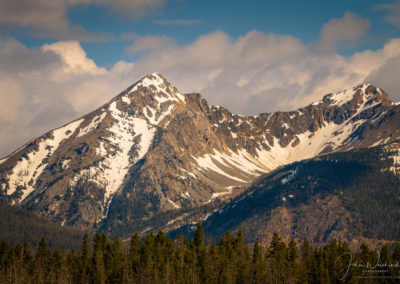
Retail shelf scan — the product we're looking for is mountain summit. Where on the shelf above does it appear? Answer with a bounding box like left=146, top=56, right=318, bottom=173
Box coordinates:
left=1, top=74, right=399, bottom=235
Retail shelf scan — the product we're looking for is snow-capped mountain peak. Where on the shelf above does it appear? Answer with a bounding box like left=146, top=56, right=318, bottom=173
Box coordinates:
left=1, top=76, right=399, bottom=234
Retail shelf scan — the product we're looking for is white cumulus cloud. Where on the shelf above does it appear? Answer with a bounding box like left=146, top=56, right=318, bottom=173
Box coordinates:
left=316, top=12, right=370, bottom=53
left=1, top=29, right=400, bottom=157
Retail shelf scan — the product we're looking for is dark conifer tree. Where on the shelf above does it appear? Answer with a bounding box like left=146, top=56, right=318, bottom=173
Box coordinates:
left=252, top=240, right=266, bottom=284
left=393, top=242, right=400, bottom=262
left=51, top=248, right=65, bottom=283
left=287, top=239, right=299, bottom=283
left=233, top=230, right=250, bottom=283
left=129, top=232, right=141, bottom=280
left=22, top=242, right=34, bottom=282
left=67, top=249, right=80, bottom=284
left=79, top=233, right=91, bottom=283
left=34, top=237, right=52, bottom=283
left=300, top=240, right=313, bottom=284
left=268, top=232, right=288, bottom=282
left=92, top=233, right=106, bottom=284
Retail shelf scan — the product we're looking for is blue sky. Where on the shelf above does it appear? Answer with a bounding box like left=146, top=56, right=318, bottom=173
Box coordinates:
left=8, top=0, right=400, bottom=65
left=0, top=0, right=400, bottom=156
left=10, top=0, right=400, bottom=63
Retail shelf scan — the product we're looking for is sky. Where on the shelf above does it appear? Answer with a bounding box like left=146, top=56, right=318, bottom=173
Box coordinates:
left=1, top=0, right=400, bottom=157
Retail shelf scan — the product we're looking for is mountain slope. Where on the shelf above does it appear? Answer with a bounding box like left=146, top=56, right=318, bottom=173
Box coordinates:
left=0, top=201, right=84, bottom=251
left=0, top=73, right=399, bottom=235
left=185, top=141, right=400, bottom=246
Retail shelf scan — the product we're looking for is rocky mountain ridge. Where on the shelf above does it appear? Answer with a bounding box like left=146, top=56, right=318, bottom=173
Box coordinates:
left=187, top=140, right=400, bottom=247
left=0, top=73, right=399, bottom=235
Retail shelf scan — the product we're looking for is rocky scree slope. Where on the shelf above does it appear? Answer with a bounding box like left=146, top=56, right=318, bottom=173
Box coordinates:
left=0, top=73, right=399, bottom=236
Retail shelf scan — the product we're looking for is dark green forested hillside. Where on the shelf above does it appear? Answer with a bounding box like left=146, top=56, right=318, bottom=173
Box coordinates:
left=0, top=201, right=84, bottom=251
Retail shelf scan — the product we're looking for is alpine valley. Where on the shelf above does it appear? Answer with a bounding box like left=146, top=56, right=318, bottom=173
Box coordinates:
left=1, top=73, right=400, bottom=245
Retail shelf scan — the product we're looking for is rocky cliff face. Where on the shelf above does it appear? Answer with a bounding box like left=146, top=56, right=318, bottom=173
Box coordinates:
left=0, top=73, right=399, bottom=235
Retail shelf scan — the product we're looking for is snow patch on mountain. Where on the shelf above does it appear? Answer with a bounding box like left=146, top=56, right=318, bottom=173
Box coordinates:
left=206, top=188, right=233, bottom=204
left=70, top=101, right=155, bottom=217
left=329, top=88, right=357, bottom=106
left=123, top=73, right=187, bottom=126
left=192, top=148, right=269, bottom=184
left=77, top=112, right=107, bottom=137
left=62, top=159, right=71, bottom=170
left=121, top=96, right=131, bottom=104
left=192, top=117, right=367, bottom=189
left=130, top=73, right=185, bottom=102
left=167, top=199, right=180, bottom=209
left=192, top=152, right=249, bottom=183
left=5, top=119, right=83, bottom=201
left=281, top=168, right=298, bottom=184
left=255, top=121, right=362, bottom=169
left=191, top=84, right=388, bottom=201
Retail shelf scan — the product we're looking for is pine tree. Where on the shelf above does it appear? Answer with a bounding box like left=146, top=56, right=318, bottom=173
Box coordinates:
left=79, top=233, right=91, bottom=283
left=252, top=240, right=266, bottom=284
left=67, top=249, right=80, bottom=284
left=172, top=235, right=185, bottom=283
left=22, top=242, right=34, bottom=282
left=300, top=240, right=313, bottom=284
left=268, top=232, right=288, bottom=282
left=107, top=236, right=124, bottom=283
left=359, top=242, right=370, bottom=264
left=92, top=233, right=106, bottom=284
left=34, top=237, right=52, bottom=283
left=129, top=232, right=141, bottom=280
left=207, top=241, right=219, bottom=284
left=314, top=247, right=329, bottom=283
left=13, top=243, right=23, bottom=283
left=0, top=240, right=11, bottom=283
left=380, top=244, right=392, bottom=278
left=141, top=231, right=156, bottom=283
left=193, top=223, right=209, bottom=283
left=233, top=230, right=250, bottom=283
left=194, top=223, right=205, bottom=252
left=324, top=238, right=339, bottom=282
left=393, top=242, right=400, bottom=262
left=51, top=249, right=65, bottom=283
left=287, top=239, right=299, bottom=283
left=218, top=231, right=235, bottom=283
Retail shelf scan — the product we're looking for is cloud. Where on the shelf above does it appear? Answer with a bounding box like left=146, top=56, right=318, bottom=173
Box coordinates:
left=376, top=0, right=400, bottom=29
left=0, top=38, right=134, bottom=157
left=124, top=30, right=400, bottom=114
left=316, top=12, right=370, bottom=53
left=153, top=19, right=202, bottom=25
left=93, top=0, right=166, bottom=18
left=0, top=0, right=165, bottom=40
left=2, top=31, right=400, bottom=157
left=42, top=41, right=107, bottom=81
left=126, top=34, right=176, bottom=54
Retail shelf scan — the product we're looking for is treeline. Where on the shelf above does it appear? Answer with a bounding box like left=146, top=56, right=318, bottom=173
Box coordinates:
left=1, top=224, right=400, bottom=283
left=0, top=201, right=83, bottom=251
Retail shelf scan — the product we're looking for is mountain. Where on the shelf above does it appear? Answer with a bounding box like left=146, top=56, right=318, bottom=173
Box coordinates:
left=179, top=140, right=400, bottom=248
left=0, top=73, right=399, bottom=238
